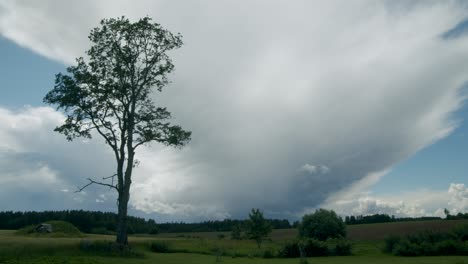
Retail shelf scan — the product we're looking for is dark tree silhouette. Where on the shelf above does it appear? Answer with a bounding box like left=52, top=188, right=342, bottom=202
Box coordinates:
left=246, top=208, right=272, bottom=248
left=44, top=16, right=191, bottom=246
left=298, top=209, right=346, bottom=241
left=230, top=224, right=242, bottom=240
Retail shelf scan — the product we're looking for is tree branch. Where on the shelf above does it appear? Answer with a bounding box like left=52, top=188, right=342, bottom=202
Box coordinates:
left=75, top=177, right=118, bottom=193
left=103, top=173, right=117, bottom=180
left=132, top=140, right=148, bottom=150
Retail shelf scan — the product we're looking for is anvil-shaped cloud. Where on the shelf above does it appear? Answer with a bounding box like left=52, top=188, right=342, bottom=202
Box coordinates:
left=1, top=1, right=468, bottom=221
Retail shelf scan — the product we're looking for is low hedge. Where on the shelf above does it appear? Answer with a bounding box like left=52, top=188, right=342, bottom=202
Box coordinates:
left=384, top=224, right=468, bottom=256
left=278, top=238, right=352, bottom=258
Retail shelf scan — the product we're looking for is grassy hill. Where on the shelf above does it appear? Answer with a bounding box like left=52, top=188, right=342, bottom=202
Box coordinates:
left=16, top=220, right=83, bottom=237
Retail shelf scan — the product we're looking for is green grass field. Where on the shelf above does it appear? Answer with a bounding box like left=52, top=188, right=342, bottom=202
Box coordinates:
left=1, top=220, right=468, bottom=264
left=155, top=219, right=468, bottom=241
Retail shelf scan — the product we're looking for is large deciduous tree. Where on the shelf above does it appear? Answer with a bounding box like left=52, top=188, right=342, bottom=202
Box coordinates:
left=44, top=16, right=191, bottom=246
left=298, top=209, right=346, bottom=241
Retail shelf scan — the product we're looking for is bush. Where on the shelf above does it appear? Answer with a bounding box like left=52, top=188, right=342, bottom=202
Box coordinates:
left=387, top=225, right=468, bottom=256
left=302, top=238, right=328, bottom=256
left=452, top=224, right=468, bottom=242
left=298, top=209, right=346, bottom=241
left=384, top=235, right=401, bottom=253
left=231, top=225, right=242, bottom=240
left=278, top=238, right=352, bottom=258
left=149, top=241, right=171, bottom=253
left=262, top=248, right=276, bottom=258
left=433, top=239, right=464, bottom=255
left=329, top=238, right=352, bottom=256
left=392, top=238, right=429, bottom=256
left=278, top=241, right=301, bottom=258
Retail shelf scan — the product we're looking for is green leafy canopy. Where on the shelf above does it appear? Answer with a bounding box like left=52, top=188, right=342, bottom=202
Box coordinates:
left=247, top=208, right=272, bottom=248
left=44, top=16, right=191, bottom=153
left=298, top=209, right=346, bottom=241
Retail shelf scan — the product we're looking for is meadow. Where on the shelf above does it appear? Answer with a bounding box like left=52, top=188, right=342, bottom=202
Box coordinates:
left=1, top=220, right=468, bottom=264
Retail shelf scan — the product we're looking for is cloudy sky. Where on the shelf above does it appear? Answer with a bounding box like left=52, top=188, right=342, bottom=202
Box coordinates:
left=1, top=0, right=468, bottom=222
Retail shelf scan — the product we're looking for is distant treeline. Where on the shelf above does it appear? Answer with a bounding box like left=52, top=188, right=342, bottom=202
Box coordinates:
left=0, top=210, right=158, bottom=234
left=157, top=218, right=291, bottom=233
left=0, top=210, right=291, bottom=234
left=344, top=212, right=468, bottom=225
left=2, top=210, right=466, bottom=234
left=446, top=212, right=468, bottom=220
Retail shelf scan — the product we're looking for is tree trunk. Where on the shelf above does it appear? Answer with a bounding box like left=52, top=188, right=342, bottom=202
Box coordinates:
left=116, top=103, right=135, bottom=247
left=116, top=190, right=129, bottom=246
left=116, top=152, right=133, bottom=246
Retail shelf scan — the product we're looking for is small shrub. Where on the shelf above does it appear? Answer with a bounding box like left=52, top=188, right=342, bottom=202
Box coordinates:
left=302, top=238, right=328, bottom=256
left=330, top=238, right=352, bottom=256
left=420, top=241, right=437, bottom=256
left=452, top=224, right=468, bottom=242
left=214, top=247, right=223, bottom=263
left=262, top=248, right=276, bottom=258
left=231, top=225, right=242, bottom=240
left=434, top=239, right=463, bottom=255
left=387, top=226, right=468, bottom=256
left=278, top=238, right=352, bottom=258
left=392, top=239, right=420, bottom=256
left=384, top=235, right=401, bottom=253
left=278, top=240, right=301, bottom=258
left=149, top=241, right=170, bottom=253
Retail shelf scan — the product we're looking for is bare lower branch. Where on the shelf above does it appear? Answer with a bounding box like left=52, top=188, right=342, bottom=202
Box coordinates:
left=103, top=173, right=117, bottom=188
left=75, top=177, right=118, bottom=193
left=75, top=181, right=93, bottom=193
left=103, top=173, right=117, bottom=180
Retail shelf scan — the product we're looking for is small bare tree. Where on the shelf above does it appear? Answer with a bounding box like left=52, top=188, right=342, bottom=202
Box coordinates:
left=44, top=16, right=191, bottom=246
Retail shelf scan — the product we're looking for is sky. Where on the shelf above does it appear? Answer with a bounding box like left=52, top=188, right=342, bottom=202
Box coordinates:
left=1, top=0, right=468, bottom=222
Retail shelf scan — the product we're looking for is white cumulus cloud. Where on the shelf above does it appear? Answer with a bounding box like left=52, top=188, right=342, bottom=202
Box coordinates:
left=448, top=183, right=468, bottom=214
left=0, top=1, right=468, bottom=220
left=321, top=182, right=468, bottom=217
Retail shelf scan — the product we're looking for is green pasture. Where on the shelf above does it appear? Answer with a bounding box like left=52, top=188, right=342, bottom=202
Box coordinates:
left=1, top=227, right=468, bottom=264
